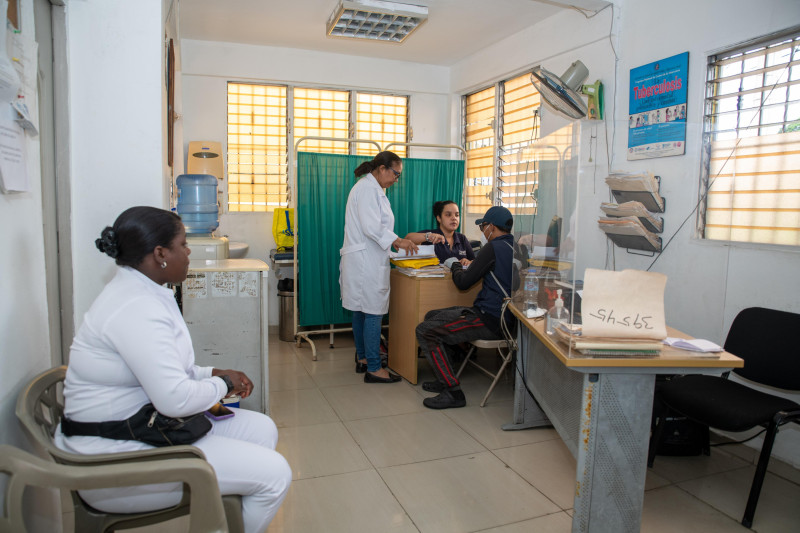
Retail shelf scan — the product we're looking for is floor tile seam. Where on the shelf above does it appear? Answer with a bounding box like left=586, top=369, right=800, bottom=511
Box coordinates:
left=467, top=510, right=570, bottom=533
left=667, top=483, right=749, bottom=527
left=290, top=464, right=376, bottom=482
left=485, top=434, right=564, bottom=453
left=485, top=448, right=568, bottom=511
left=368, top=463, right=424, bottom=533
left=657, top=461, right=753, bottom=485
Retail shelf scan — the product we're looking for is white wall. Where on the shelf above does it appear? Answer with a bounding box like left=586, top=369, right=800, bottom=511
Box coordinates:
left=68, top=0, right=166, bottom=322
left=453, top=1, right=800, bottom=466
left=180, top=39, right=451, bottom=325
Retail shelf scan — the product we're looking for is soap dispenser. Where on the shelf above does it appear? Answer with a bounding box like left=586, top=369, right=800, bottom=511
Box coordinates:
left=546, top=289, right=570, bottom=335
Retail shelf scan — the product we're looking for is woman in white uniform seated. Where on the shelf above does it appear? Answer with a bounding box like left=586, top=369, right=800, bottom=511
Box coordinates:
left=55, top=206, right=291, bottom=533
left=340, top=151, right=418, bottom=383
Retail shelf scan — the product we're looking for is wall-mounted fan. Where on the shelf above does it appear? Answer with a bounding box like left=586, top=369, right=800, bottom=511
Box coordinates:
left=530, top=61, right=590, bottom=120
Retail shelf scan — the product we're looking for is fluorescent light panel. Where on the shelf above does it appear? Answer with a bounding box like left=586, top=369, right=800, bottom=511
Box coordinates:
left=327, top=0, right=428, bottom=43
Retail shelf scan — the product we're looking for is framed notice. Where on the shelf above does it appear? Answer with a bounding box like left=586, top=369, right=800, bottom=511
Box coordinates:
left=628, top=52, right=688, bottom=160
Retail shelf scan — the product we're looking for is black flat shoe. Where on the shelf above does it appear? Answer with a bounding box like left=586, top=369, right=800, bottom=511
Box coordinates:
left=422, top=381, right=446, bottom=393
left=355, top=353, right=367, bottom=373
left=364, top=371, right=401, bottom=383
left=423, top=390, right=466, bottom=409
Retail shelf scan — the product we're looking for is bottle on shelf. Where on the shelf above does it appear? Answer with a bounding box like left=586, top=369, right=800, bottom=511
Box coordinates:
left=523, top=269, right=544, bottom=318
left=546, top=289, right=570, bottom=334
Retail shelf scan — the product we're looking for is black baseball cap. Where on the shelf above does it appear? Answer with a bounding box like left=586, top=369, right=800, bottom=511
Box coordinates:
left=475, top=206, right=513, bottom=232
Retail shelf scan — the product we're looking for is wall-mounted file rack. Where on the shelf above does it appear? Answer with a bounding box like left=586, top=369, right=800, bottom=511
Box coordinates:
left=606, top=233, right=663, bottom=254
left=609, top=175, right=666, bottom=213
left=602, top=174, right=665, bottom=255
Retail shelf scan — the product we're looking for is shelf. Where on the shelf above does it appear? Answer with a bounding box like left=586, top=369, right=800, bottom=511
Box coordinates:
left=610, top=190, right=665, bottom=213
left=606, top=233, right=662, bottom=253
left=604, top=214, right=663, bottom=234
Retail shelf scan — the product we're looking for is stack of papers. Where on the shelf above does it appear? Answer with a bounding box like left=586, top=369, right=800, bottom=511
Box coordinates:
left=605, top=171, right=664, bottom=212
left=662, top=337, right=723, bottom=353
left=597, top=216, right=662, bottom=251
left=389, top=244, right=436, bottom=259
left=601, top=201, right=663, bottom=233
left=553, top=323, right=663, bottom=357
left=396, top=265, right=446, bottom=278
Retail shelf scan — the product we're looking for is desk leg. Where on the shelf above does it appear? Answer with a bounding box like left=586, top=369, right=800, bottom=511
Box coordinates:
left=572, top=372, right=655, bottom=533
left=502, top=327, right=550, bottom=431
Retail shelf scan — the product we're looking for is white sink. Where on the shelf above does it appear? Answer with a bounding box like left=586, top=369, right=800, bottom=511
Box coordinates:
left=228, top=241, right=249, bottom=258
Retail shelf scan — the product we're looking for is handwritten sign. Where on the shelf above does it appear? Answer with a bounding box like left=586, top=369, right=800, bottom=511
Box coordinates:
left=581, top=268, right=667, bottom=339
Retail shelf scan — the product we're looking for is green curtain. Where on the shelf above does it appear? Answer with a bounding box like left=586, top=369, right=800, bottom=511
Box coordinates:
left=296, top=152, right=464, bottom=327
left=387, top=158, right=465, bottom=236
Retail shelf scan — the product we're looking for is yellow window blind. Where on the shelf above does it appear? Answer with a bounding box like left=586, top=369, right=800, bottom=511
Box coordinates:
left=293, top=87, right=350, bottom=154
left=705, top=132, right=800, bottom=245
left=702, top=30, right=800, bottom=245
left=465, top=86, right=496, bottom=214
left=355, top=93, right=407, bottom=157
left=227, top=83, right=287, bottom=212
left=498, top=72, right=541, bottom=213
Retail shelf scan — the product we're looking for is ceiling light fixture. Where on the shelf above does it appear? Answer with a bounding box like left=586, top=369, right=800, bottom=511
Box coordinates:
left=326, top=0, right=428, bottom=43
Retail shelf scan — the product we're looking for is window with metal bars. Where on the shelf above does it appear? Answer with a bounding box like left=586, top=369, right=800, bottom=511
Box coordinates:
left=226, top=83, right=409, bottom=212
left=699, top=27, right=800, bottom=246
left=463, top=72, right=542, bottom=215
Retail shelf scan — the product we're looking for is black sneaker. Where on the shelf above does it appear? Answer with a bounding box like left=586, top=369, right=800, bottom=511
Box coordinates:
left=422, top=381, right=446, bottom=393
left=423, top=390, right=466, bottom=410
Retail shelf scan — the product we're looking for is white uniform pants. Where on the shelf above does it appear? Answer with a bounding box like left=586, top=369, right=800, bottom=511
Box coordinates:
left=65, top=409, right=292, bottom=533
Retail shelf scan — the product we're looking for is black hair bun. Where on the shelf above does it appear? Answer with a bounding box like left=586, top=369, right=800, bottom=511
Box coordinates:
left=95, top=227, right=120, bottom=258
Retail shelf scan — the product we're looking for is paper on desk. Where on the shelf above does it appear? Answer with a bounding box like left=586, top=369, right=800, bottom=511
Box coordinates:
left=662, top=337, right=722, bottom=353
left=389, top=244, right=436, bottom=259
left=580, top=268, right=667, bottom=339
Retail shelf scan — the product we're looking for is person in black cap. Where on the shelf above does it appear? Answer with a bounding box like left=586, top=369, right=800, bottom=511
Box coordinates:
left=415, top=205, right=517, bottom=409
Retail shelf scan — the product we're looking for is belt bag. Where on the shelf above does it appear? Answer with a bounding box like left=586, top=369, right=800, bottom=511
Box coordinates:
left=61, top=403, right=212, bottom=447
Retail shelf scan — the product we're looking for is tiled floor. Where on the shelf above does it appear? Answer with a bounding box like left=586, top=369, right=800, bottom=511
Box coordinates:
left=74, top=332, right=800, bottom=532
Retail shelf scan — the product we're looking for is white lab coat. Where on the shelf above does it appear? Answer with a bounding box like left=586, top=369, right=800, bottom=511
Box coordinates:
left=340, top=173, right=398, bottom=315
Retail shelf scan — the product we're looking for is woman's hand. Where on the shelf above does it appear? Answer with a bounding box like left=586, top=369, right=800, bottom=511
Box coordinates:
left=427, top=233, right=446, bottom=244
left=460, top=258, right=472, bottom=267
left=212, top=368, right=254, bottom=399
left=393, top=238, right=419, bottom=255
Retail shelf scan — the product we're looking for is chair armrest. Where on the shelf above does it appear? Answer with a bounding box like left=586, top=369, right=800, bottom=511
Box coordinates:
left=0, top=445, right=227, bottom=533
left=52, top=444, right=207, bottom=468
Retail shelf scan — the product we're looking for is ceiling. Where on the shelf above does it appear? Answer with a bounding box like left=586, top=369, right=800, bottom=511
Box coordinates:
left=178, top=0, right=604, bottom=66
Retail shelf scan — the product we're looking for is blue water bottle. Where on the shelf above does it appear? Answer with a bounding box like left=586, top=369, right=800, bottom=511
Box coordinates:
left=176, top=174, right=219, bottom=234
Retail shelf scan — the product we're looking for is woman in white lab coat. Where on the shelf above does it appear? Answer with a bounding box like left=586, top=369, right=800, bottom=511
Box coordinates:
left=56, top=206, right=291, bottom=533
left=340, top=151, right=417, bottom=383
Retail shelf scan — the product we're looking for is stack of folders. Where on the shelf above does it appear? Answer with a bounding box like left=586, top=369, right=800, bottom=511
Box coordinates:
left=605, top=171, right=664, bottom=212
left=600, top=201, right=663, bottom=233
left=597, top=216, right=662, bottom=251
left=554, top=323, right=662, bottom=357
left=394, top=264, right=446, bottom=278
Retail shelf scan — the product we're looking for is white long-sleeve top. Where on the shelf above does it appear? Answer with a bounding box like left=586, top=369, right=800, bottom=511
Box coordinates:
left=63, top=266, right=227, bottom=423
left=339, top=173, right=398, bottom=315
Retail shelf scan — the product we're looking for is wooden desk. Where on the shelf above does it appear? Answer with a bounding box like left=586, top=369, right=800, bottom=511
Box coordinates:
left=387, top=269, right=481, bottom=384
left=507, top=303, right=743, bottom=533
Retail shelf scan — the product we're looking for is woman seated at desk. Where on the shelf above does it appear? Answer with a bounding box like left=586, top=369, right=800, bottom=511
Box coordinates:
left=405, top=200, right=475, bottom=266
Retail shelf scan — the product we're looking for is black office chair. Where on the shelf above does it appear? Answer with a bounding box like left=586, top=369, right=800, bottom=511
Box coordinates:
left=648, top=307, right=800, bottom=528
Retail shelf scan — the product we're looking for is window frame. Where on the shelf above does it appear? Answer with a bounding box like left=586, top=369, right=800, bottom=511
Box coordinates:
left=697, top=26, right=800, bottom=248
left=226, top=82, right=410, bottom=213
left=461, top=69, right=542, bottom=216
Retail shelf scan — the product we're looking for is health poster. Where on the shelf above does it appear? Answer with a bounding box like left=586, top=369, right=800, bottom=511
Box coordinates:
left=628, top=52, right=688, bottom=160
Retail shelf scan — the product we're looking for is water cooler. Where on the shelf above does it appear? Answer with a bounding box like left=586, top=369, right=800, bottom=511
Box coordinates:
left=187, top=141, right=224, bottom=208
left=176, top=156, right=270, bottom=413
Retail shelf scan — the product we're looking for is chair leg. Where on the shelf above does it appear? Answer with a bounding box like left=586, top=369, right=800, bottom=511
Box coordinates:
left=741, top=418, right=780, bottom=528
left=478, top=347, right=513, bottom=408
left=455, top=345, right=476, bottom=379
left=647, top=409, right=666, bottom=468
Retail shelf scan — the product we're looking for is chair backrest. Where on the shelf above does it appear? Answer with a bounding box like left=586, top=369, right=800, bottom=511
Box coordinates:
left=726, top=307, right=800, bottom=391
left=14, top=366, right=72, bottom=463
